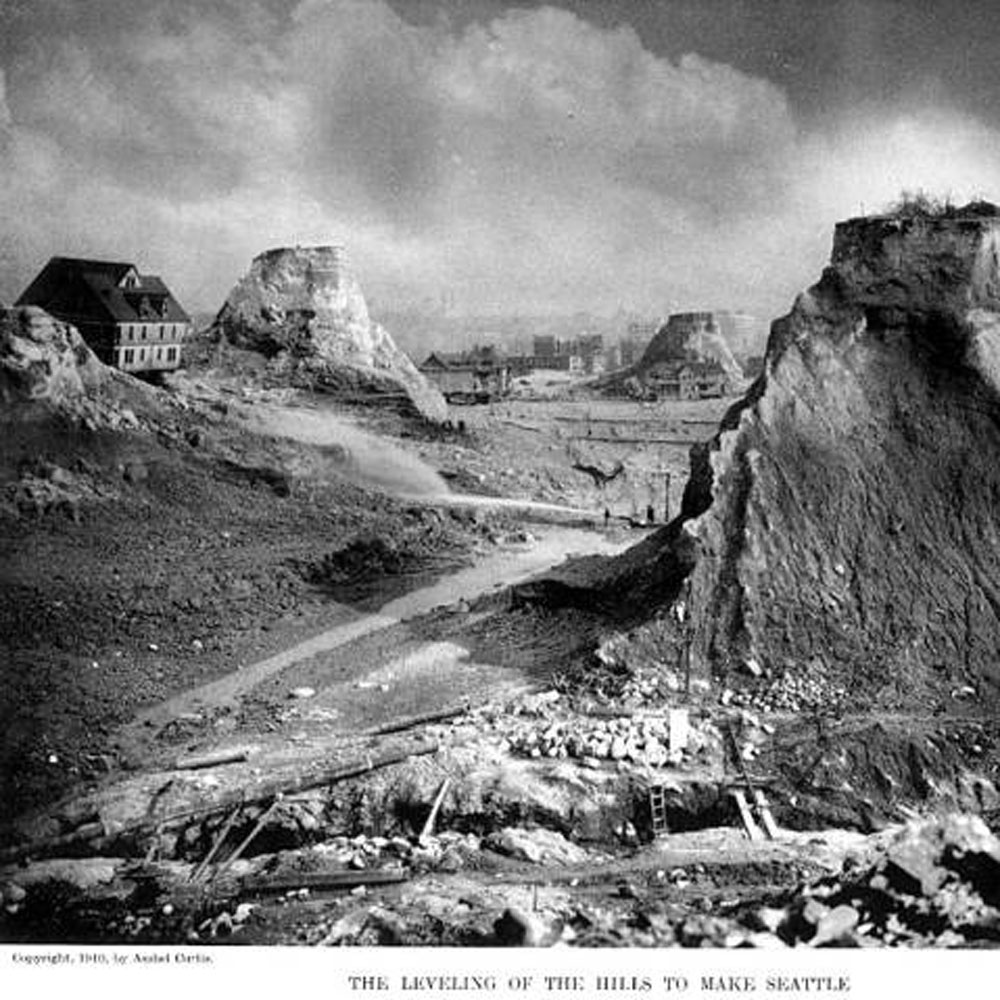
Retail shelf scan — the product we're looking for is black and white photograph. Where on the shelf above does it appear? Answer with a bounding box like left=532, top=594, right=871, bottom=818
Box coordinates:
left=2, top=0, right=1000, bottom=973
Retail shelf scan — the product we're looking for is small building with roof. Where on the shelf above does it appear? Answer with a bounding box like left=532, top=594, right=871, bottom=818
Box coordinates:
left=642, top=359, right=729, bottom=399
left=16, top=257, right=191, bottom=374
left=418, top=346, right=511, bottom=403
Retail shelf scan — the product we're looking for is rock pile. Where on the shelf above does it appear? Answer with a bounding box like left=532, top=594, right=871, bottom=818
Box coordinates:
left=458, top=690, right=719, bottom=771
left=504, top=715, right=677, bottom=767
left=213, top=246, right=446, bottom=421
left=3, top=460, right=118, bottom=520
left=722, top=668, right=848, bottom=714
left=755, top=814, right=1000, bottom=946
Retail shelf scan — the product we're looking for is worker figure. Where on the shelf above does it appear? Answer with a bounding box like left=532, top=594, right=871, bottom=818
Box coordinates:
left=646, top=503, right=655, bottom=525
left=603, top=507, right=611, bottom=529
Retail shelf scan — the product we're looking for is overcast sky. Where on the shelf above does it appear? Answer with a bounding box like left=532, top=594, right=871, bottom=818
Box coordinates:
left=3, top=0, right=1000, bottom=321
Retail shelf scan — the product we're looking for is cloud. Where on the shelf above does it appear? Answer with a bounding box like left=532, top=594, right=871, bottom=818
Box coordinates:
left=2, top=0, right=1000, bottom=325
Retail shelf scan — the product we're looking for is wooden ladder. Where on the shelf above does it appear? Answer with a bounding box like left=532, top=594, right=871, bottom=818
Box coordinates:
left=648, top=784, right=670, bottom=838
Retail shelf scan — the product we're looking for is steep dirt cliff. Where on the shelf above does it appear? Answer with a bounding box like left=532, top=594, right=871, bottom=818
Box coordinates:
left=213, top=246, right=446, bottom=421
left=660, top=206, right=1000, bottom=710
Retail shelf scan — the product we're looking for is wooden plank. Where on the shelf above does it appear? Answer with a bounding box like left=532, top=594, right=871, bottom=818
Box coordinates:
left=0, top=742, right=441, bottom=864
left=418, top=777, right=451, bottom=844
left=668, top=708, right=690, bottom=755
left=174, top=748, right=250, bottom=771
left=244, top=868, right=408, bottom=895
left=363, top=705, right=468, bottom=737
left=731, top=789, right=764, bottom=841
left=754, top=789, right=780, bottom=840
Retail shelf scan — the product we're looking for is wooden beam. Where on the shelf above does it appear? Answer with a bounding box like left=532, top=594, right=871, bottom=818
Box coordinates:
left=243, top=868, right=408, bottom=895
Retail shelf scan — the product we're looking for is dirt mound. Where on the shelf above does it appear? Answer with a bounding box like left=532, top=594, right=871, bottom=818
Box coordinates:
left=298, top=507, right=503, bottom=602
left=603, top=207, right=1000, bottom=715
left=212, top=246, right=446, bottom=421
left=639, top=312, right=744, bottom=385
left=0, top=304, right=168, bottom=432
left=0, top=305, right=106, bottom=405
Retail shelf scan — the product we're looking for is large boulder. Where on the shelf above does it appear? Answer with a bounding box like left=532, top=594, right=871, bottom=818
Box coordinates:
left=0, top=305, right=107, bottom=405
left=213, top=246, right=446, bottom=421
left=0, top=304, right=160, bottom=432
left=668, top=205, right=1000, bottom=707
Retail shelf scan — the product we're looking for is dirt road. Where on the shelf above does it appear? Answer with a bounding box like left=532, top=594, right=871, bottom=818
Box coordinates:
left=119, top=525, right=638, bottom=762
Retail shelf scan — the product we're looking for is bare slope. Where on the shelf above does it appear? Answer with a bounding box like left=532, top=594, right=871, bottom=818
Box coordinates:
left=669, top=208, right=1000, bottom=708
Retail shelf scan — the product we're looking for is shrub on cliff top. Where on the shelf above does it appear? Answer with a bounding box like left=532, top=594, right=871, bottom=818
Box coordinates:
left=884, top=189, right=1000, bottom=219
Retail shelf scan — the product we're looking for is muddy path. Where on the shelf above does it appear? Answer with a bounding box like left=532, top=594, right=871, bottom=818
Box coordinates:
left=116, top=524, right=638, bottom=765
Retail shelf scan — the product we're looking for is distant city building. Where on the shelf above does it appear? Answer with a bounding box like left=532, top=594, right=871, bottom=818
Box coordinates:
left=418, top=346, right=510, bottom=402
left=17, top=256, right=191, bottom=374
left=533, top=334, right=557, bottom=358
left=506, top=354, right=536, bottom=377
left=577, top=333, right=604, bottom=356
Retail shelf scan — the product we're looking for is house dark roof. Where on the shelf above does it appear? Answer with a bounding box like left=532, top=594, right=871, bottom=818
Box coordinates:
left=419, top=352, right=460, bottom=370
left=420, top=348, right=507, bottom=371
left=16, top=256, right=191, bottom=325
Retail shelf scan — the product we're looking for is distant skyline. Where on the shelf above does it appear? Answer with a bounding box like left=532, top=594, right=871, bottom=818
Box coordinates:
left=3, top=1, right=1000, bottom=322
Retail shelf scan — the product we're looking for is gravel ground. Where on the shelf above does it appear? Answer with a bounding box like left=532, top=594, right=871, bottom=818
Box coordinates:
left=0, top=412, right=499, bottom=821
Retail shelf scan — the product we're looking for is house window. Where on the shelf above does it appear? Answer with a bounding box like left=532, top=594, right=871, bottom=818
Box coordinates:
left=139, top=349, right=145, bottom=361
left=167, top=347, right=177, bottom=362
left=141, top=326, right=147, bottom=341
left=156, top=347, right=162, bottom=360
left=124, top=349, right=134, bottom=364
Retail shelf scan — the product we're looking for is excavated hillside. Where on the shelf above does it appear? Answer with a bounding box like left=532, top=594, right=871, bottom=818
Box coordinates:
left=639, top=312, right=744, bottom=386
left=531, top=206, right=1000, bottom=718
left=634, top=205, right=1000, bottom=712
left=213, top=246, right=446, bottom=421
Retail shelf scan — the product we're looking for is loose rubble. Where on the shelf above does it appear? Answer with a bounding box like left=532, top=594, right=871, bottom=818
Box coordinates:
left=745, top=815, right=1000, bottom=947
